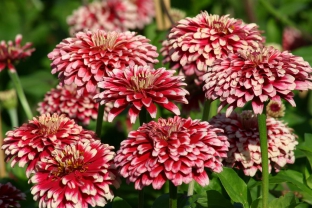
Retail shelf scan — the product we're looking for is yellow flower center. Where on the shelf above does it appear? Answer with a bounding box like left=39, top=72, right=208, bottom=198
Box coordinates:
left=38, top=114, right=62, bottom=136
left=51, top=145, right=86, bottom=177
left=131, top=71, right=157, bottom=92
left=91, top=31, right=118, bottom=51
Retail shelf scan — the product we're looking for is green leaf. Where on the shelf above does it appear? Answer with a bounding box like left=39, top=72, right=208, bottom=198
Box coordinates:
left=112, top=197, right=132, bottom=208
left=297, top=133, right=312, bottom=168
left=213, top=167, right=251, bottom=208
left=250, top=199, right=262, bottom=208
left=270, top=170, right=312, bottom=204
left=206, top=190, right=234, bottom=208
left=292, top=46, right=312, bottom=66
left=194, top=177, right=223, bottom=194
left=151, top=193, right=189, bottom=208
left=268, top=192, right=296, bottom=208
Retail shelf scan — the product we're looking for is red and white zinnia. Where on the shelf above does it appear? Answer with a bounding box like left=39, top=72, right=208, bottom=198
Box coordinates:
left=29, top=140, right=120, bottom=207
left=114, top=116, right=229, bottom=190
left=94, top=65, right=189, bottom=123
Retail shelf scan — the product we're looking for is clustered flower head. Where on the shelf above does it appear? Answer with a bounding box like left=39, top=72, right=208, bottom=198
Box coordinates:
left=114, top=116, right=229, bottom=190
left=0, top=34, right=35, bottom=72
left=37, top=83, right=112, bottom=125
left=67, top=0, right=137, bottom=35
left=203, top=46, right=312, bottom=116
left=94, top=65, right=189, bottom=123
left=0, top=182, right=26, bottom=208
left=67, top=0, right=155, bottom=35
left=209, top=111, right=298, bottom=176
left=161, top=11, right=264, bottom=78
left=48, top=30, right=159, bottom=96
left=29, top=139, right=120, bottom=208
left=1, top=113, right=97, bottom=177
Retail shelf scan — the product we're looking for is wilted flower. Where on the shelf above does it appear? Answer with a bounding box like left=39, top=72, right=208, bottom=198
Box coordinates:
left=0, top=34, right=35, bottom=72
left=30, top=140, right=120, bottom=208
left=37, top=83, right=112, bottom=125
left=131, top=0, right=155, bottom=29
left=203, top=46, right=312, bottom=116
left=94, top=65, right=189, bottom=123
left=67, top=0, right=137, bottom=35
left=0, top=182, right=26, bottom=208
left=1, top=113, right=97, bottom=177
left=48, top=30, right=159, bottom=96
left=266, top=100, right=285, bottom=118
left=114, top=116, right=229, bottom=190
left=210, top=111, right=298, bottom=176
left=160, top=11, right=264, bottom=77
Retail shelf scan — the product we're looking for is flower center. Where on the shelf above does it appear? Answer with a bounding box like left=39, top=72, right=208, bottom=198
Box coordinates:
left=238, top=110, right=258, bottom=129
left=239, top=49, right=264, bottom=65
left=148, top=118, right=184, bottom=140
left=131, top=72, right=156, bottom=92
left=38, top=114, right=62, bottom=136
left=51, top=145, right=86, bottom=178
left=91, top=31, right=118, bottom=51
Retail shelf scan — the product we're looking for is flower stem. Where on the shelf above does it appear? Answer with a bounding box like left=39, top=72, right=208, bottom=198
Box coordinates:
left=96, top=104, right=105, bottom=140
left=7, top=108, right=18, bottom=127
left=258, top=113, right=269, bottom=208
left=169, top=181, right=177, bottom=208
left=8, top=71, right=33, bottom=120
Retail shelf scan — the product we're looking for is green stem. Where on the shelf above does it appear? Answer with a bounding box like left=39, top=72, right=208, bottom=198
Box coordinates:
left=8, top=71, right=33, bottom=120
left=209, top=100, right=219, bottom=120
left=258, top=113, right=269, bottom=208
left=96, top=104, right=105, bottom=141
left=7, top=108, right=18, bottom=127
left=169, top=181, right=177, bottom=208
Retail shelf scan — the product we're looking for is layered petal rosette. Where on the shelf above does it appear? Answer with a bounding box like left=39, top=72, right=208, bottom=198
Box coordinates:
left=114, top=116, right=229, bottom=190
left=30, top=140, right=120, bottom=208
left=67, top=0, right=137, bottom=35
left=203, top=46, right=312, bottom=116
left=94, top=65, right=189, bottom=123
left=0, top=182, right=26, bottom=208
left=1, top=113, right=97, bottom=177
left=210, top=111, right=298, bottom=176
left=48, top=30, right=159, bottom=96
left=160, top=11, right=264, bottom=77
left=37, top=83, right=112, bottom=125
left=0, top=34, right=35, bottom=72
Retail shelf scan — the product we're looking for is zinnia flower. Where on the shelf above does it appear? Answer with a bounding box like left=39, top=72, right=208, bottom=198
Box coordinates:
left=160, top=11, right=264, bottom=77
left=114, top=116, right=229, bottom=190
left=30, top=140, right=120, bottom=207
left=266, top=100, right=285, bottom=118
left=48, top=30, right=159, bottom=96
left=131, top=0, right=155, bottom=29
left=209, top=111, right=298, bottom=177
left=282, top=27, right=308, bottom=51
left=1, top=113, right=97, bottom=177
left=37, top=83, right=112, bottom=125
left=203, top=46, right=312, bottom=116
left=0, top=182, right=26, bottom=208
left=94, top=65, right=189, bottom=123
left=67, top=0, right=137, bottom=35
left=0, top=34, right=35, bottom=72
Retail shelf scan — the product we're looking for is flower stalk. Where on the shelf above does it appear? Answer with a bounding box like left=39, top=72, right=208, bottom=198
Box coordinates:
left=96, top=103, right=105, bottom=140
left=8, top=70, right=33, bottom=120
left=258, top=113, right=269, bottom=208
left=169, top=181, right=177, bottom=208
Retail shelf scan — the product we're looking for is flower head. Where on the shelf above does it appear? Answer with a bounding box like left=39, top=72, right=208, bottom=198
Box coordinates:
left=0, top=182, right=26, bottom=208
left=114, top=116, right=229, bottom=190
left=67, top=0, right=137, bottom=35
left=130, top=0, right=155, bottom=29
left=282, top=27, right=308, bottom=51
left=94, top=65, right=189, bottom=123
left=266, top=100, right=285, bottom=118
left=210, top=111, right=298, bottom=176
left=48, top=30, right=159, bottom=96
left=37, top=83, right=112, bottom=125
left=203, top=46, right=312, bottom=116
left=0, top=34, right=35, bottom=72
left=30, top=140, right=120, bottom=208
left=160, top=11, right=264, bottom=76
left=2, top=113, right=97, bottom=177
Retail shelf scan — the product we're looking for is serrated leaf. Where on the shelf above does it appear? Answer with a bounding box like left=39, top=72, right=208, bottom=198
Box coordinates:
left=213, top=167, right=250, bottom=208
left=112, top=196, right=132, bottom=208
